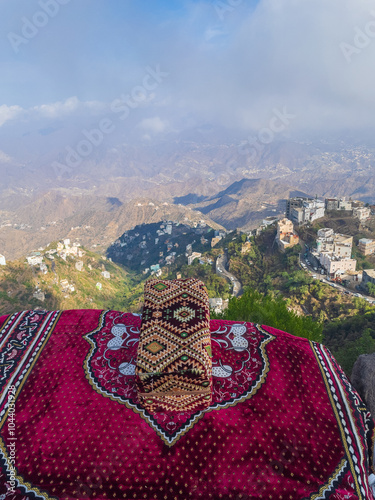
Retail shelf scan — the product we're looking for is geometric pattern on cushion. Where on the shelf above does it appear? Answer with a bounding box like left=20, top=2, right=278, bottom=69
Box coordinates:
left=135, top=278, right=212, bottom=413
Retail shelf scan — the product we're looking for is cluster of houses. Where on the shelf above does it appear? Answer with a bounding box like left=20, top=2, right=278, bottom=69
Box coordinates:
left=264, top=196, right=375, bottom=284
left=117, top=220, right=181, bottom=275
left=312, top=229, right=357, bottom=277
left=114, top=220, right=227, bottom=277
left=24, top=238, right=112, bottom=301
left=0, top=221, right=32, bottom=231
left=274, top=219, right=375, bottom=289
left=271, top=215, right=375, bottom=287
left=26, top=239, right=86, bottom=271
left=325, top=198, right=373, bottom=221
left=187, top=252, right=214, bottom=266
left=143, top=264, right=163, bottom=277
left=60, top=279, right=75, bottom=294
left=309, top=229, right=375, bottom=289
left=256, top=197, right=329, bottom=236
left=184, top=229, right=225, bottom=267
left=26, top=239, right=87, bottom=269
left=285, top=196, right=374, bottom=226
left=26, top=253, right=44, bottom=266
left=55, top=239, right=85, bottom=261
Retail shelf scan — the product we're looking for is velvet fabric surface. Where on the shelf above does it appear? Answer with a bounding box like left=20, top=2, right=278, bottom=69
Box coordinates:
left=0, top=309, right=374, bottom=499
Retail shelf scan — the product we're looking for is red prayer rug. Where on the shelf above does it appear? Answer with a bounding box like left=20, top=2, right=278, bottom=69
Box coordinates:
left=0, top=309, right=374, bottom=499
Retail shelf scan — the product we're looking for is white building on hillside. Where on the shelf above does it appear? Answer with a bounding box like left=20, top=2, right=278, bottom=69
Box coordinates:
left=33, top=289, right=45, bottom=302
left=338, top=198, right=352, bottom=211
left=290, top=207, right=305, bottom=224
left=188, top=252, right=201, bottom=265
left=353, top=207, right=371, bottom=221
left=66, top=246, right=78, bottom=257
left=287, top=197, right=325, bottom=225
left=303, top=199, right=325, bottom=223
left=316, top=230, right=355, bottom=277
left=27, top=255, right=43, bottom=266
left=316, top=233, right=353, bottom=258
left=209, top=298, right=229, bottom=314
left=317, top=228, right=334, bottom=239
left=262, top=216, right=278, bottom=227
left=319, top=253, right=356, bottom=276
left=0, top=254, right=6, bottom=266
left=359, top=238, right=375, bottom=256
left=75, top=261, right=84, bottom=272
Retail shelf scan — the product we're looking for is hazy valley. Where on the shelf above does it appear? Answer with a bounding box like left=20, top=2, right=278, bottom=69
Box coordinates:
left=1, top=137, right=375, bottom=259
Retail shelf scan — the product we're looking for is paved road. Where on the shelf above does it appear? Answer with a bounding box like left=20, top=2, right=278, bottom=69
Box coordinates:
left=216, top=253, right=242, bottom=297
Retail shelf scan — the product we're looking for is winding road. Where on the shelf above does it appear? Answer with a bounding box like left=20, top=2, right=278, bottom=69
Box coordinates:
left=216, top=252, right=243, bottom=297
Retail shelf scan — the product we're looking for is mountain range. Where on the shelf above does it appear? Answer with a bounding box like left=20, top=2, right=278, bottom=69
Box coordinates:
left=176, top=178, right=310, bottom=230
left=1, top=136, right=375, bottom=258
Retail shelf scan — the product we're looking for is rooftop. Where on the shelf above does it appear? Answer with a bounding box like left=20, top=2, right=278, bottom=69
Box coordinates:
left=364, top=269, right=375, bottom=279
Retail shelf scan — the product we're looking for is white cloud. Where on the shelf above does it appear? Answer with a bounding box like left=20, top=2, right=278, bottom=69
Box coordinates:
left=0, top=104, right=23, bottom=127
left=138, top=117, right=169, bottom=134
left=204, top=26, right=227, bottom=41
left=167, top=0, right=375, bottom=134
left=34, top=97, right=81, bottom=118
left=0, top=150, right=12, bottom=163
left=0, top=97, right=108, bottom=128
left=33, top=97, right=106, bottom=118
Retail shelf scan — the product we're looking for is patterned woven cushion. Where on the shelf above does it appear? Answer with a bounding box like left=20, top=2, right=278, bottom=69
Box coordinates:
left=135, top=278, right=212, bottom=412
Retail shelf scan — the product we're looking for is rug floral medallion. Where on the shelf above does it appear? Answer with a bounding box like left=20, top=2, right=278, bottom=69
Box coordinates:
left=84, top=310, right=275, bottom=446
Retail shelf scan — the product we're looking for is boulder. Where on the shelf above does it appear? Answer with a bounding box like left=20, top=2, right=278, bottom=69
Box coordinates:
left=351, top=353, right=375, bottom=418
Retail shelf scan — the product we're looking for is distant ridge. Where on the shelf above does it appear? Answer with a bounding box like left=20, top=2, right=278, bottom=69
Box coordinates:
left=0, top=192, right=223, bottom=259
left=175, top=178, right=311, bottom=230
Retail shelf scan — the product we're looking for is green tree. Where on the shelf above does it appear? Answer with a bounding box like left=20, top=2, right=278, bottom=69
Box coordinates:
left=214, top=288, right=322, bottom=342
left=366, top=282, right=375, bottom=297
left=334, top=329, right=375, bottom=376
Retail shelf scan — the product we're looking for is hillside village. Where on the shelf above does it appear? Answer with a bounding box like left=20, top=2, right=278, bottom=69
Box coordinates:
left=24, top=239, right=97, bottom=303
left=0, top=236, right=147, bottom=316
left=107, top=220, right=227, bottom=275
left=0, top=220, right=232, bottom=316
left=270, top=196, right=375, bottom=299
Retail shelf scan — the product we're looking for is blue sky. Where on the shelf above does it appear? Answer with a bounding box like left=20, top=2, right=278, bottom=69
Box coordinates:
left=1, top=0, right=375, bottom=147
left=1, top=0, right=259, bottom=106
